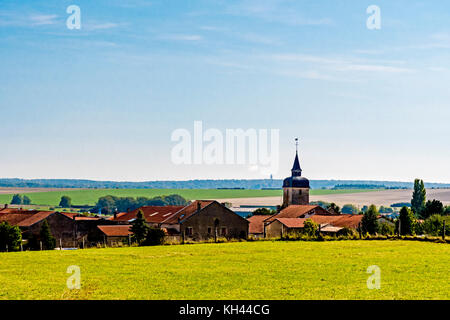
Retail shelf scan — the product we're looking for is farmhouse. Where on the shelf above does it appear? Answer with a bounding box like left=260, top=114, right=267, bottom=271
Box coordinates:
left=97, top=225, right=133, bottom=246
left=0, top=207, right=107, bottom=247
left=111, top=200, right=249, bottom=241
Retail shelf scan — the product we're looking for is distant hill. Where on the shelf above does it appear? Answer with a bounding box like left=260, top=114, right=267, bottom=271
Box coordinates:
left=0, top=178, right=450, bottom=190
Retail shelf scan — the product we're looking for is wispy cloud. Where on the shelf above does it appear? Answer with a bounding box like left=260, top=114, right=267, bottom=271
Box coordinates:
left=158, top=34, right=203, bottom=41
left=0, top=11, right=59, bottom=27
left=224, top=0, right=333, bottom=26
left=30, top=14, right=58, bottom=26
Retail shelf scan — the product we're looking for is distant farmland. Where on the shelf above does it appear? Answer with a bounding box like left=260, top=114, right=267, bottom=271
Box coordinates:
left=0, top=188, right=380, bottom=206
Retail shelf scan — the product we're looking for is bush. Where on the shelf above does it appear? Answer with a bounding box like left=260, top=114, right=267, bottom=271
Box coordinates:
left=422, top=215, right=444, bottom=236
left=143, top=227, right=165, bottom=246
left=379, top=222, right=395, bottom=235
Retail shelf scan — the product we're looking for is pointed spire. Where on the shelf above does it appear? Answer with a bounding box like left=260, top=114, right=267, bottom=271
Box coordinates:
left=292, top=138, right=302, bottom=177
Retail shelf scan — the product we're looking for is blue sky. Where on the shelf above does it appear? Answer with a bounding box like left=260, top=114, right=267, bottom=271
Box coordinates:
left=1, top=0, right=450, bottom=182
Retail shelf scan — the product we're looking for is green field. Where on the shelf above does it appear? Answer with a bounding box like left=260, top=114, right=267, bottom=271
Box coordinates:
left=0, top=241, right=448, bottom=300
left=0, top=188, right=382, bottom=206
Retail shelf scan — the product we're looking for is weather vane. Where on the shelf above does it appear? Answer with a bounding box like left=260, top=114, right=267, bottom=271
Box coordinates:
left=295, top=137, right=299, bottom=153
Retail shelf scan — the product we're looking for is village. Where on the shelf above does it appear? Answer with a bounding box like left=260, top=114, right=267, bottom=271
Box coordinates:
left=2, top=148, right=438, bottom=251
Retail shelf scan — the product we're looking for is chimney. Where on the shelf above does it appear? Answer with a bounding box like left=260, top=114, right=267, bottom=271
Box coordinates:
left=114, top=212, right=117, bottom=219
left=4, top=204, right=7, bottom=209
left=197, top=202, right=201, bottom=212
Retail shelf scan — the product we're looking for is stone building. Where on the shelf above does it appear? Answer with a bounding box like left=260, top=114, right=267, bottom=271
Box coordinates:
left=0, top=208, right=107, bottom=247
left=112, top=200, right=249, bottom=241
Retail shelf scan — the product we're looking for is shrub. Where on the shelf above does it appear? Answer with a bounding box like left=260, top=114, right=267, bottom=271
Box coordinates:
left=379, top=222, right=395, bottom=235
left=143, top=227, right=165, bottom=246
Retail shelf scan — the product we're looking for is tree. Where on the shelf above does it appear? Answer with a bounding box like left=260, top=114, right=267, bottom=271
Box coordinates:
left=341, top=204, right=358, bottom=215
left=327, top=203, right=341, bottom=214
left=422, top=215, right=444, bottom=236
left=398, top=206, right=415, bottom=235
left=444, top=206, right=450, bottom=216
left=421, top=199, right=444, bottom=219
left=379, top=222, right=395, bottom=235
left=411, top=179, right=426, bottom=216
left=59, top=196, right=72, bottom=208
left=11, top=194, right=22, bottom=205
left=0, top=222, right=22, bottom=251
left=40, top=220, right=56, bottom=250
left=251, top=208, right=276, bottom=216
left=22, top=195, right=32, bottom=205
left=361, top=205, right=379, bottom=235
left=130, top=210, right=149, bottom=244
left=303, top=219, right=318, bottom=236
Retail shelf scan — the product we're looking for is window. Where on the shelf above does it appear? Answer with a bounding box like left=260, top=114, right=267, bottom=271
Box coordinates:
left=221, top=227, right=227, bottom=236
left=186, top=227, right=193, bottom=236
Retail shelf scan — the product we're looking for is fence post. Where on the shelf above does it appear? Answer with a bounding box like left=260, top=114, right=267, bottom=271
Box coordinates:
left=59, top=238, right=62, bottom=250
left=443, top=220, right=446, bottom=241
left=20, top=243, right=23, bottom=252
left=6, top=244, right=8, bottom=252
left=358, top=223, right=362, bottom=239
left=40, top=241, right=43, bottom=251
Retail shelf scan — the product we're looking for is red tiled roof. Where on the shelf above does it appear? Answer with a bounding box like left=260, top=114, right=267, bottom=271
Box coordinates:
left=309, top=214, right=363, bottom=229
left=265, top=205, right=331, bottom=222
left=247, top=215, right=269, bottom=234
left=97, top=225, right=133, bottom=237
left=74, top=216, right=101, bottom=221
left=111, top=206, right=185, bottom=223
left=0, top=209, right=56, bottom=227
left=275, top=218, right=307, bottom=228
left=61, top=212, right=78, bottom=219
left=0, top=213, right=36, bottom=225
left=17, top=211, right=54, bottom=227
left=163, top=200, right=214, bottom=224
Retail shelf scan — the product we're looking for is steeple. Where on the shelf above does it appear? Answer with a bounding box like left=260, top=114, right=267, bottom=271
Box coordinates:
left=291, top=138, right=302, bottom=177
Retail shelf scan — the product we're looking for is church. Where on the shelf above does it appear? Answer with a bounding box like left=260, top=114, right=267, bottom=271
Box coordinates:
left=282, top=142, right=310, bottom=207
left=248, top=140, right=363, bottom=238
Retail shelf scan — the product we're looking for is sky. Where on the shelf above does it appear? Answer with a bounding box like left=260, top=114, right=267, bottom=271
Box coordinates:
left=1, top=0, right=450, bottom=183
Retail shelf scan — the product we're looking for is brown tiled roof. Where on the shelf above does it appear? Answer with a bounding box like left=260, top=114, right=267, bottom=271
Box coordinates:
left=61, top=212, right=78, bottom=219
left=163, top=200, right=214, bottom=224
left=97, top=225, right=133, bottom=237
left=275, top=218, right=307, bottom=228
left=0, top=210, right=55, bottom=227
left=74, top=216, right=101, bottom=221
left=247, top=215, right=269, bottom=234
left=310, top=214, right=363, bottom=229
left=17, top=211, right=54, bottom=227
left=111, top=206, right=185, bottom=223
left=265, top=205, right=331, bottom=222
left=0, top=213, right=35, bottom=225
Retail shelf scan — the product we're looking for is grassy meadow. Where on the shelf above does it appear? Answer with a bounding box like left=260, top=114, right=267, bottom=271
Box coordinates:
left=0, top=241, right=448, bottom=300
left=0, top=188, right=382, bottom=206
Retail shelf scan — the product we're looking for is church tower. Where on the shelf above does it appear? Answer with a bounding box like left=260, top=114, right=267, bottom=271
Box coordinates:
left=282, top=139, right=310, bottom=207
